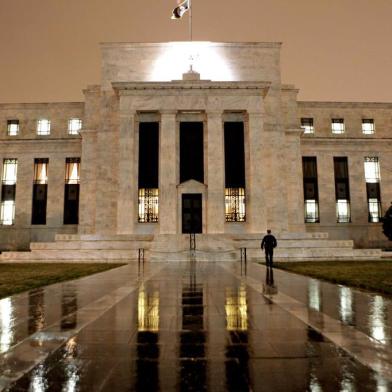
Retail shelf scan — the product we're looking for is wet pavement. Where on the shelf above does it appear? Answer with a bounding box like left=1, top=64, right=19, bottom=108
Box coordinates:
left=1, top=259, right=392, bottom=391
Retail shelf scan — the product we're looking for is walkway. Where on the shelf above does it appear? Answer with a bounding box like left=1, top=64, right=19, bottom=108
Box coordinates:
left=0, top=259, right=391, bottom=391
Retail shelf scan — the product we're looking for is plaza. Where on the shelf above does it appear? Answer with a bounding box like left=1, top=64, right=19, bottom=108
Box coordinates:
left=0, top=260, right=391, bottom=390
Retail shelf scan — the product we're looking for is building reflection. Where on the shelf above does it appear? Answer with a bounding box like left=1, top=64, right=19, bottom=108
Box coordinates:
left=28, top=288, right=45, bottom=334
left=62, top=337, right=79, bottom=392
left=369, top=295, right=388, bottom=343
left=61, top=284, right=78, bottom=330
left=225, top=282, right=250, bottom=390
left=135, top=282, right=160, bottom=391
left=0, top=297, right=14, bottom=353
left=308, top=279, right=322, bottom=312
left=339, top=286, right=354, bottom=326
left=180, top=260, right=206, bottom=391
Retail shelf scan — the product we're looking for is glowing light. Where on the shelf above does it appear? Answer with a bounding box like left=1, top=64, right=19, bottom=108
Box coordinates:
left=150, top=42, right=234, bottom=81
left=339, top=286, right=353, bottom=325
left=138, top=284, right=159, bottom=331
left=225, top=284, right=248, bottom=331
left=0, top=298, right=14, bottom=353
left=308, top=279, right=321, bottom=312
left=370, top=295, right=387, bottom=343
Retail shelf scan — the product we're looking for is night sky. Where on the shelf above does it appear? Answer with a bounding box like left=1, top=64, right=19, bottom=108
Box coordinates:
left=1, top=0, right=391, bottom=103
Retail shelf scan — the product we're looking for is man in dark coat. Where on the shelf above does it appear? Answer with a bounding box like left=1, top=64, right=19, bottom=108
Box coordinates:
left=261, top=229, right=277, bottom=267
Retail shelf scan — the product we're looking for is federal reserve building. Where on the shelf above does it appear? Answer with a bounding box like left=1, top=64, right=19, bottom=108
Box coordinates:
left=0, top=41, right=391, bottom=262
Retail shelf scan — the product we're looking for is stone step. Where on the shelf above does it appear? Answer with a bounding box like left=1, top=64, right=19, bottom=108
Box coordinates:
left=30, top=240, right=152, bottom=251
left=149, top=250, right=238, bottom=262
left=54, top=234, right=154, bottom=242
left=233, top=232, right=330, bottom=240
left=234, top=239, right=354, bottom=249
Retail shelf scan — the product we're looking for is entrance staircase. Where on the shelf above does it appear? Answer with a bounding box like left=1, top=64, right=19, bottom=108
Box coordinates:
left=0, top=232, right=382, bottom=263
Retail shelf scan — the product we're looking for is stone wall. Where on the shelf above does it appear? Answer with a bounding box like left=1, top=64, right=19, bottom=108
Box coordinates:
left=0, top=102, right=84, bottom=249
left=298, top=102, right=392, bottom=247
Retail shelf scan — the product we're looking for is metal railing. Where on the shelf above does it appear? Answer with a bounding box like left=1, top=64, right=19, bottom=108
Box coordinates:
left=189, top=233, right=196, bottom=251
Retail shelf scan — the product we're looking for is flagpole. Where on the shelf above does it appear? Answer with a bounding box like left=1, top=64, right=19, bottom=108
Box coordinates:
left=189, top=0, right=193, bottom=41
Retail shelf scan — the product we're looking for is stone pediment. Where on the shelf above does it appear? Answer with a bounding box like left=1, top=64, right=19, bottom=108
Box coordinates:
left=177, top=179, right=207, bottom=193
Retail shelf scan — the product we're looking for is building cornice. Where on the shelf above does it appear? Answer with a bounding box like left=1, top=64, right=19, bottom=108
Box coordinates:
left=112, top=81, right=271, bottom=97
left=298, top=101, right=392, bottom=109
left=0, top=102, right=84, bottom=110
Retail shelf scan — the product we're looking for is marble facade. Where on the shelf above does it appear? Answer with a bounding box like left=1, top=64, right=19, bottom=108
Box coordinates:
left=0, top=42, right=391, bottom=253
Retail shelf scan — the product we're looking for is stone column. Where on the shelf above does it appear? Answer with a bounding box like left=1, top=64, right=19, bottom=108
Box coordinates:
left=159, top=111, right=177, bottom=234
left=206, top=111, right=225, bottom=233
left=79, top=129, right=97, bottom=234
left=117, top=112, right=136, bottom=234
left=247, top=112, right=266, bottom=232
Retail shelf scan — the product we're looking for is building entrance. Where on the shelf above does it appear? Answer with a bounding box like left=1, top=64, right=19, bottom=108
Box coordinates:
left=182, top=194, right=202, bottom=233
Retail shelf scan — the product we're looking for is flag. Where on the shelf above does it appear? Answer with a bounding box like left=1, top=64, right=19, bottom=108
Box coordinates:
left=171, top=0, right=190, bottom=19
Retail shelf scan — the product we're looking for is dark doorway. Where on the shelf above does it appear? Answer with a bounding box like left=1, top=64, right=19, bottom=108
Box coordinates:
left=182, top=194, right=202, bottom=233
left=180, top=122, right=204, bottom=183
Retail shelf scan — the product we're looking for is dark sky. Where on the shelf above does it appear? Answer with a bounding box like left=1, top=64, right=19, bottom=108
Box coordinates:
left=1, top=0, right=391, bottom=103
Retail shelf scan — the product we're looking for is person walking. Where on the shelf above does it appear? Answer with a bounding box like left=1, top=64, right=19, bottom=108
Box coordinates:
left=261, top=229, right=277, bottom=267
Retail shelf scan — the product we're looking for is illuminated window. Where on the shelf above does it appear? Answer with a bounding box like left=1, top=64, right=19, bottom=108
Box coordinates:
left=334, top=157, right=351, bottom=223
left=303, top=157, right=320, bottom=223
left=225, top=188, right=246, bottom=222
left=37, top=119, right=50, bottom=135
left=301, top=118, right=314, bottom=134
left=7, top=120, right=19, bottom=136
left=33, top=159, right=48, bottom=185
left=364, top=157, right=381, bottom=222
left=305, top=200, right=319, bottom=223
left=1, top=159, right=18, bottom=225
left=32, top=158, right=48, bottom=225
left=68, top=118, right=82, bottom=135
left=64, top=158, right=80, bottom=224
left=362, top=119, right=375, bottom=135
left=336, top=200, right=350, bottom=223
left=331, top=119, right=345, bottom=134
left=138, top=188, right=159, bottom=223
left=65, top=158, right=80, bottom=184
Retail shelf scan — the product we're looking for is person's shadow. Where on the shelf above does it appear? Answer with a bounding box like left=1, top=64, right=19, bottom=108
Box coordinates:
left=263, top=266, right=278, bottom=296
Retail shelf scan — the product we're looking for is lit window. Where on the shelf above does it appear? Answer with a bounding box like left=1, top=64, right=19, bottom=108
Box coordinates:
left=368, top=198, right=381, bottom=223
left=301, top=118, right=314, bottom=134
left=1, top=159, right=18, bottom=225
left=37, top=119, right=50, bottom=135
left=33, top=159, right=48, bottom=184
left=305, top=200, right=319, bottom=223
left=7, top=120, right=19, bottom=136
left=225, top=188, right=246, bottom=222
left=65, top=158, right=80, bottom=184
left=336, top=200, right=351, bottom=223
left=364, top=157, right=380, bottom=183
left=0, top=201, right=15, bottom=226
left=364, top=157, right=381, bottom=222
left=138, top=188, right=159, bottom=223
left=68, top=118, right=82, bottom=135
left=331, top=119, right=345, bottom=134
left=362, top=119, right=375, bottom=135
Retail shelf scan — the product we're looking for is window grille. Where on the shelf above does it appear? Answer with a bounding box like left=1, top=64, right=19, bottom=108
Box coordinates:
left=225, top=188, right=246, bottom=222
left=331, top=119, right=345, bottom=134
left=68, top=118, right=82, bottom=135
left=300, top=118, right=314, bottom=134
left=304, top=200, right=319, bottom=223
left=362, top=119, right=375, bottom=135
left=334, top=157, right=351, bottom=223
left=138, top=188, right=159, bottom=223
left=7, top=120, right=19, bottom=136
left=37, top=119, right=50, bottom=135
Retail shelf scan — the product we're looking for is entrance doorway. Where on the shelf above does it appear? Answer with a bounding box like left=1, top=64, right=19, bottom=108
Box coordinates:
left=182, top=194, right=202, bottom=233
